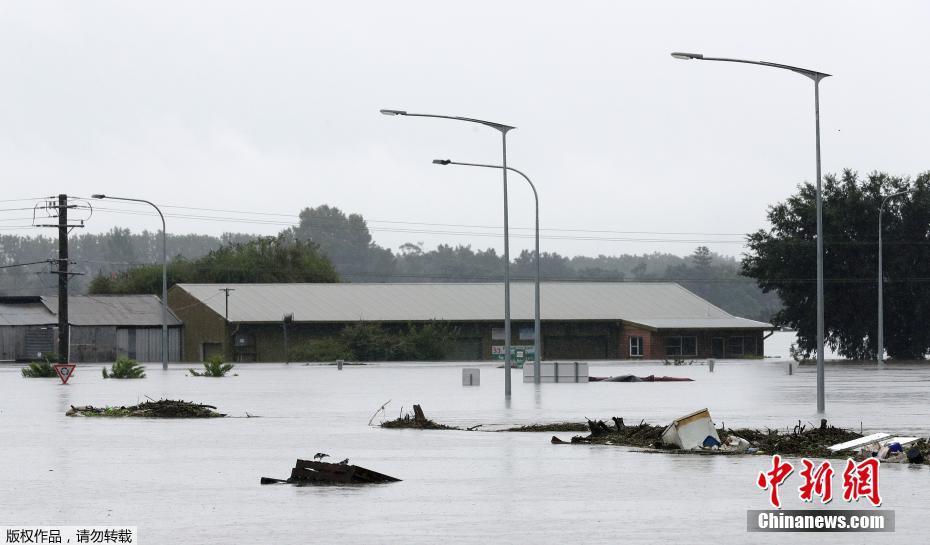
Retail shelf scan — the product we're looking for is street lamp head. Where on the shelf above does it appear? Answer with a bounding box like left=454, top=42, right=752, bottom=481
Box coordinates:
left=671, top=52, right=703, bottom=60
left=91, top=194, right=106, bottom=199
left=432, top=159, right=451, bottom=165
left=379, top=109, right=407, bottom=116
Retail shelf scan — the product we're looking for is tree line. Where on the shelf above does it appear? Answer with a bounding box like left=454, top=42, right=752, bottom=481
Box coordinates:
left=0, top=203, right=779, bottom=321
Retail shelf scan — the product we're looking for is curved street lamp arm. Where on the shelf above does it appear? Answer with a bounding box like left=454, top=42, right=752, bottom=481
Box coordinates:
left=703, top=56, right=830, bottom=81
left=436, top=160, right=536, bottom=200
left=671, top=52, right=829, bottom=81
left=93, top=195, right=166, bottom=229
left=380, top=109, right=515, bottom=133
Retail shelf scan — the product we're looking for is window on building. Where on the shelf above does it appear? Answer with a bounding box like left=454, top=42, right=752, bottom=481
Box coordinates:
left=666, top=336, right=697, bottom=357
left=726, top=336, right=757, bottom=357
left=726, top=337, right=744, bottom=356
left=630, top=336, right=644, bottom=357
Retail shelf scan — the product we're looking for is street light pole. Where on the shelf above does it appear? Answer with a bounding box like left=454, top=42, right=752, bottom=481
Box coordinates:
left=671, top=52, right=831, bottom=413
left=91, top=194, right=169, bottom=370
left=381, top=109, right=517, bottom=396
left=877, top=190, right=912, bottom=366
left=433, top=159, right=541, bottom=383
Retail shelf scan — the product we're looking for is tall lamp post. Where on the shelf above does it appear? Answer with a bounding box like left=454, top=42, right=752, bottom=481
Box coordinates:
left=381, top=109, right=517, bottom=396
left=671, top=52, right=831, bottom=413
left=877, top=190, right=912, bottom=366
left=433, top=159, right=541, bottom=383
left=92, top=194, right=169, bottom=370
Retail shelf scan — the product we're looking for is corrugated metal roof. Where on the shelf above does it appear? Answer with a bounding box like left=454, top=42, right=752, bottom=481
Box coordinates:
left=42, top=295, right=182, bottom=327
left=0, top=295, right=182, bottom=327
left=0, top=302, right=56, bottom=326
left=173, top=282, right=773, bottom=329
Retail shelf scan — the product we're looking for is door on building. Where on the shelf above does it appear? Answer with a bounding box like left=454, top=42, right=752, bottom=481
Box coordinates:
left=711, top=337, right=725, bottom=359
left=202, top=342, right=223, bottom=361
left=116, top=328, right=138, bottom=360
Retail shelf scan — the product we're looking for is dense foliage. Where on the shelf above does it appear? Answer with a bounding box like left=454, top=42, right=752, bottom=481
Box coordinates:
left=290, top=321, right=457, bottom=362
left=0, top=229, right=252, bottom=295
left=189, top=355, right=235, bottom=377
left=20, top=352, right=60, bottom=378
left=743, top=170, right=930, bottom=360
left=102, top=357, right=146, bottom=379
left=88, top=236, right=338, bottom=295
left=21, top=360, right=57, bottom=378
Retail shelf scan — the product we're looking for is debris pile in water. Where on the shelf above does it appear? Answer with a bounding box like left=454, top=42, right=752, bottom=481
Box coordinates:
left=66, top=399, right=225, bottom=418
left=565, top=416, right=929, bottom=463
left=569, top=417, right=667, bottom=448
left=501, top=422, right=589, bottom=432
left=380, top=404, right=457, bottom=430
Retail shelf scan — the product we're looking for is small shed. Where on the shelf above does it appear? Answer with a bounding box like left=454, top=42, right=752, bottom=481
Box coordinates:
left=0, top=295, right=182, bottom=363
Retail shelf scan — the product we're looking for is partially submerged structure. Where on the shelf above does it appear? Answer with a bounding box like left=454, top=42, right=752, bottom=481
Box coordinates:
left=0, top=295, right=182, bottom=362
left=262, top=459, right=401, bottom=485
left=168, top=282, right=773, bottom=362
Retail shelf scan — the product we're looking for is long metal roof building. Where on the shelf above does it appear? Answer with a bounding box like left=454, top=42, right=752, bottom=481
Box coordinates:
left=0, top=295, right=182, bottom=326
left=171, top=282, right=771, bottom=330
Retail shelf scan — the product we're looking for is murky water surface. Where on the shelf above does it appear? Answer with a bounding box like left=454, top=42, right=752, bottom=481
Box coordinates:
left=2, top=332, right=927, bottom=544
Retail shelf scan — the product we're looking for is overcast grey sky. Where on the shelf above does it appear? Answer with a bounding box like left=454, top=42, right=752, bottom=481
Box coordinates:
left=1, top=1, right=928, bottom=259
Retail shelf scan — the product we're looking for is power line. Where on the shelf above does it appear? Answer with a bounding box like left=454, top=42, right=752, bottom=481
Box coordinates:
left=0, top=259, right=55, bottom=270
left=78, top=205, right=748, bottom=244
left=94, top=204, right=749, bottom=237
left=154, top=203, right=749, bottom=236
left=0, top=197, right=51, bottom=204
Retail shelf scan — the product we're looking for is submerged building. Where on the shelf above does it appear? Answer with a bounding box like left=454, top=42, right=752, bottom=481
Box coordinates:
left=0, top=295, right=182, bottom=362
left=168, top=282, right=773, bottom=363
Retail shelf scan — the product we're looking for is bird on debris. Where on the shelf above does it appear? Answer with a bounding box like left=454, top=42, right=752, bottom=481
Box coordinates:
left=338, top=458, right=349, bottom=465
left=313, top=453, right=330, bottom=461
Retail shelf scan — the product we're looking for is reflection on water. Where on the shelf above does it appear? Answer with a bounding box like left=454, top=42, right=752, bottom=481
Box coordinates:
left=2, top=338, right=927, bottom=544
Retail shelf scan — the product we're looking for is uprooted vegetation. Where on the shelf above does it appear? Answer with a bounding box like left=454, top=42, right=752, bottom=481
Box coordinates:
left=66, top=399, right=225, bottom=418
left=380, top=404, right=458, bottom=430
left=500, top=422, right=589, bottom=432
left=568, top=417, right=930, bottom=462
left=568, top=417, right=667, bottom=448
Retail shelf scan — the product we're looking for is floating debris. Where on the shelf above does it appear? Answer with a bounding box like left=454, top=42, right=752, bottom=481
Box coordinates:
left=380, top=404, right=457, bottom=430
left=261, top=459, right=400, bottom=485
left=589, top=375, right=694, bottom=382
left=568, top=415, right=930, bottom=463
left=66, top=399, right=225, bottom=418
left=500, top=422, right=588, bottom=432
left=660, top=409, right=720, bottom=449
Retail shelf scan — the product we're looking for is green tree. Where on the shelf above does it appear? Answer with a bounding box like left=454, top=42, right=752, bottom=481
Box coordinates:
left=742, top=169, right=930, bottom=360
left=691, top=246, right=713, bottom=269
left=287, top=204, right=395, bottom=280
left=89, top=236, right=338, bottom=294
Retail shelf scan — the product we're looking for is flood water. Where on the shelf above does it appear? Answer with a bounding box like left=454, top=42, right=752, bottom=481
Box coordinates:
left=2, top=331, right=927, bottom=544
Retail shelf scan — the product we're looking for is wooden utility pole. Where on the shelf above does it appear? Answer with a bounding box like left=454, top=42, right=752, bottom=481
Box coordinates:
left=57, top=194, right=69, bottom=363
left=33, top=194, right=83, bottom=363
left=219, top=287, right=235, bottom=321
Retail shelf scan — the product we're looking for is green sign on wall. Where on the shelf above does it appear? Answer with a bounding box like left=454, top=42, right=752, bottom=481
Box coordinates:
left=491, top=345, right=536, bottom=362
